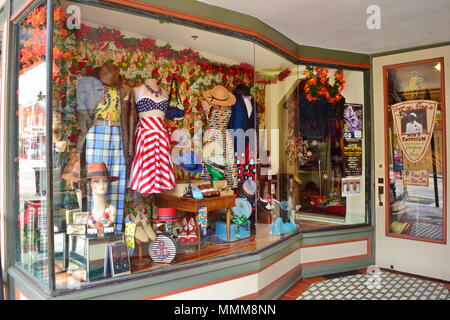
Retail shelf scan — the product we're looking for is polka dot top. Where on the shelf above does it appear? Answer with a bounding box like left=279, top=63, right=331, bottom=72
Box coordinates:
left=136, top=97, right=170, bottom=113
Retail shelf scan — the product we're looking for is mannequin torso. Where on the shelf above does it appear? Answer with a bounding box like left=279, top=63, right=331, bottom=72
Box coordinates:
left=134, top=79, right=167, bottom=118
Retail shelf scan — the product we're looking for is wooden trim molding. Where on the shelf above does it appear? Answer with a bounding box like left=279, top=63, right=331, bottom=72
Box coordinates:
left=11, top=0, right=36, bottom=22
left=0, top=19, right=8, bottom=274
left=382, top=57, right=447, bottom=245
left=137, top=245, right=302, bottom=300
left=102, top=0, right=371, bottom=69
left=137, top=237, right=371, bottom=300
left=300, top=237, right=371, bottom=267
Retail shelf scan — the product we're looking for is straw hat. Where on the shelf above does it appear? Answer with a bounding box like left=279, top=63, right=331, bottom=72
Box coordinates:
left=203, top=85, right=236, bottom=107
left=62, top=161, right=82, bottom=183
left=79, top=162, right=119, bottom=183
left=93, top=62, right=124, bottom=88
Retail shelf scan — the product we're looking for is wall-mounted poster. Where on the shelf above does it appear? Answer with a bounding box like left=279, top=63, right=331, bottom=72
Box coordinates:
left=343, top=140, right=363, bottom=176
left=343, top=103, right=363, bottom=139
left=403, top=169, right=429, bottom=187
left=391, top=100, right=438, bottom=163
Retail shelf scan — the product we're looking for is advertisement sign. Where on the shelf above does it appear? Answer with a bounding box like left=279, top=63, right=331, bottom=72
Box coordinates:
left=403, top=169, right=429, bottom=186
left=391, top=100, right=438, bottom=163
left=343, top=140, right=363, bottom=176
left=343, top=103, right=363, bottom=139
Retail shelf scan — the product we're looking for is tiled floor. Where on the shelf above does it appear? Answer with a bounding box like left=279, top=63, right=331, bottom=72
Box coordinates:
left=280, top=268, right=450, bottom=300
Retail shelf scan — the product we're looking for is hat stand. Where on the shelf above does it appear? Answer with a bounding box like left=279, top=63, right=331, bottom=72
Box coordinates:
left=130, top=239, right=151, bottom=270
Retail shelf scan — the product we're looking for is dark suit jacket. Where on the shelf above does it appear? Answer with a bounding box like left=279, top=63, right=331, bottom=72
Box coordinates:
left=228, top=93, right=259, bottom=154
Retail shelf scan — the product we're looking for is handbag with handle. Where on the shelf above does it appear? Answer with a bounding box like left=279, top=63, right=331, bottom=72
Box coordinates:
left=167, top=77, right=185, bottom=121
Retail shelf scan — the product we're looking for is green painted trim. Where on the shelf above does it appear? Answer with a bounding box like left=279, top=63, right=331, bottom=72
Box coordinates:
left=370, top=42, right=450, bottom=58
left=301, top=229, right=374, bottom=278
left=299, top=45, right=370, bottom=65
left=97, top=0, right=369, bottom=66
left=301, top=260, right=373, bottom=279
left=132, top=0, right=299, bottom=55
left=260, top=269, right=302, bottom=300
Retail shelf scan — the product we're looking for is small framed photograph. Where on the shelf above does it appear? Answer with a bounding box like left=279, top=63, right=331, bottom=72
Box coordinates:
left=67, top=224, right=86, bottom=235
left=74, top=212, right=89, bottom=225
left=108, top=243, right=131, bottom=277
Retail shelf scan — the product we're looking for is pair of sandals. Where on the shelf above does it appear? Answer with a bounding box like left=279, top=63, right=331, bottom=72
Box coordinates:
left=178, top=217, right=198, bottom=242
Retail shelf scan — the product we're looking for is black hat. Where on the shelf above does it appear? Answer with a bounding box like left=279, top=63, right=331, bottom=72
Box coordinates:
left=234, top=84, right=251, bottom=96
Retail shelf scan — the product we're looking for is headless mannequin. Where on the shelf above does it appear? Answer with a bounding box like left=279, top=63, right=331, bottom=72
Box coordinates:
left=88, top=179, right=117, bottom=237
left=133, top=79, right=168, bottom=119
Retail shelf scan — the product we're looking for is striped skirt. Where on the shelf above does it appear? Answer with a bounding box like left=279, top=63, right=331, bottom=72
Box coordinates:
left=128, top=116, right=175, bottom=194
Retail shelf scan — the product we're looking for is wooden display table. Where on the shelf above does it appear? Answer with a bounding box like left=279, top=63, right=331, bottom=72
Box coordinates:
left=154, top=194, right=236, bottom=242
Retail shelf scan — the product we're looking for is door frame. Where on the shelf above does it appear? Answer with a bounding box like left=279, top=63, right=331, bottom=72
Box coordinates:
left=382, top=57, right=447, bottom=244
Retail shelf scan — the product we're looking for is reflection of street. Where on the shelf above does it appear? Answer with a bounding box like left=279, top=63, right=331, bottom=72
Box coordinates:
left=19, top=158, right=46, bottom=207
left=391, top=174, right=443, bottom=240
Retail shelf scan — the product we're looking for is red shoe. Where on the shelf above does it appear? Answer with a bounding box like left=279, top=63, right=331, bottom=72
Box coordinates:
left=187, top=218, right=198, bottom=242
left=178, top=218, right=188, bottom=242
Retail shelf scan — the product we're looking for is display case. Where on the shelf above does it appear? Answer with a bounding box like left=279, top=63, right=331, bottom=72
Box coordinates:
left=11, top=0, right=310, bottom=294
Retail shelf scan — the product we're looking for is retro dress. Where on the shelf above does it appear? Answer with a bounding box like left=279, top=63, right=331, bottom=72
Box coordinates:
left=128, top=90, right=183, bottom=194
left=201, top=105, right=238, bottom=189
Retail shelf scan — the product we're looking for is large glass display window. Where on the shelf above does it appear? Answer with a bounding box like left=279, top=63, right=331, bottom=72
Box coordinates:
left=282, top=65, right=369, bottom=231
left=13, top=0, right=303, bottom=292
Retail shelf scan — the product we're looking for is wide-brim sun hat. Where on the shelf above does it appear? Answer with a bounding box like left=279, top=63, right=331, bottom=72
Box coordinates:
left=203, top=85, right=236, bottom=107
left=93, top=62, right=124, bottom=88
left=62, top=161, right=82, bottom=183
left=79, top=162, right=119, bottom=183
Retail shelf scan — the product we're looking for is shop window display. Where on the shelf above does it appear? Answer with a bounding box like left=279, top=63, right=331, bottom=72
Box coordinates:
left=13, top=1, right=304, bottom=291
left=280, top=65, right=368, bottom=230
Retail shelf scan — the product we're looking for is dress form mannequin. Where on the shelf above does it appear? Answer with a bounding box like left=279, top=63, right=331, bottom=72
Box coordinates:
left=128, top=78, right=181, bottom=195
left=133, top=79, right=167, bottom=119
left=88, top=178, right=117, bottom=237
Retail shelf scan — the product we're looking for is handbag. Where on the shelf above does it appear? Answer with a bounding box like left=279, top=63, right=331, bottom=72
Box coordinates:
left=167, top=77, right=185, bottom=121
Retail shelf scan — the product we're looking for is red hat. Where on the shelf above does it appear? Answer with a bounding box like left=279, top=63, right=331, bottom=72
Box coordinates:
left=154, top=208, right=182, bottom=222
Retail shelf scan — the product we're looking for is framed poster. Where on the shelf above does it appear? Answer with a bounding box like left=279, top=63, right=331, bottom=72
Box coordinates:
left=343, top=140, right=363, bottom=176
left=343, top=103, right=363, bottom=139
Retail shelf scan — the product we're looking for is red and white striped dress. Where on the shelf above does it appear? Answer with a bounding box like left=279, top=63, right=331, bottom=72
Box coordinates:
left=128, top=116, right=175, bottom=194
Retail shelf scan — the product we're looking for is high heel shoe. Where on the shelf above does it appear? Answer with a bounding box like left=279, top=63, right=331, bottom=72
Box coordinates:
left=178, top=218, right=188, bottom=242
left=187, top=218, right=198, bottom=242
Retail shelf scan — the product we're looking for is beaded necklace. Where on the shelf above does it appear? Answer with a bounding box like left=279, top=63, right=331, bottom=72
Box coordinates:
left=145, top=84, right=163, bottom=98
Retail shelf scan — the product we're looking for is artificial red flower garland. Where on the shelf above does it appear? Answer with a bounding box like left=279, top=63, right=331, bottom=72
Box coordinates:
left=303, top=65, right=345, bottom=103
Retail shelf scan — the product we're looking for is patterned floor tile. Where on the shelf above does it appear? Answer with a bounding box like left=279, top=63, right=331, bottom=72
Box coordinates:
left=297, top=271, right=450, bottom=300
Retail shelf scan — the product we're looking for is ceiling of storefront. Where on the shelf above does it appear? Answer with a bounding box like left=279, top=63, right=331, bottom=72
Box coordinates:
left=64, top=1, right=295, bottom=70
left=198, top=0, right=450, bottom=54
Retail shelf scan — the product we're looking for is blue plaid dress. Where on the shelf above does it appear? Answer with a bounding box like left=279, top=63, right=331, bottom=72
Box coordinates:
left=86, top=125, right=126, bottom=231
left=85, top=86, right=126, bottom=231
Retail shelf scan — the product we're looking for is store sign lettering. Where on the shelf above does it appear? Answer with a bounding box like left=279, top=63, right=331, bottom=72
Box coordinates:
left=403, top=169, right=429, bottom=187
left=391, top=100, right=438, bottom=163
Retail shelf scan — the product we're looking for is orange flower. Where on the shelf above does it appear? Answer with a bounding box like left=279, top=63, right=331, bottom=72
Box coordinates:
left=307, top=77, right=317, bottom=85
